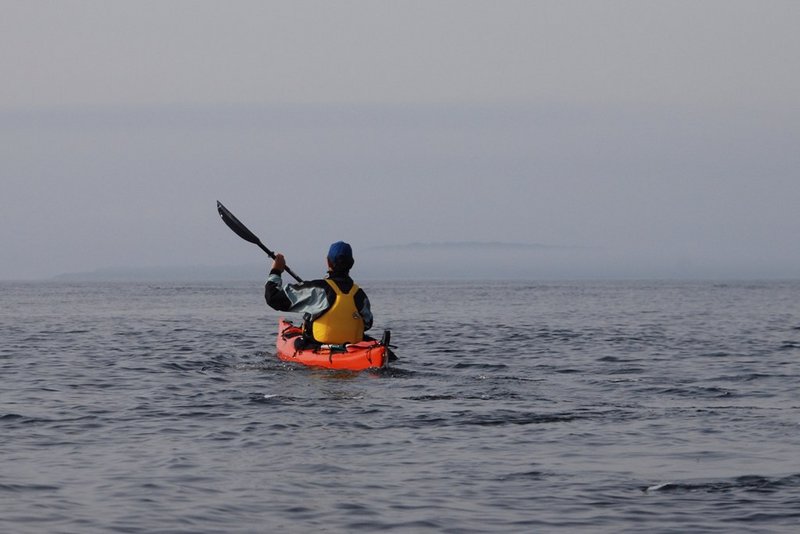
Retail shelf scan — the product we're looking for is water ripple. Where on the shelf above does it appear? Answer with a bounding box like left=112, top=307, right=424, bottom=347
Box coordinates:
left=3, top=280, right=800, bottom=533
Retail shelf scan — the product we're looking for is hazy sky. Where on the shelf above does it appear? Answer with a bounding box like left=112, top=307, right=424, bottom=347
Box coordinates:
left=2, top=1, right=799, bottom=279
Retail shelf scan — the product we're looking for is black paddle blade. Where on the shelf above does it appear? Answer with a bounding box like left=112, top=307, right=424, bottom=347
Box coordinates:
left=217, top=201, right=262, bottom=246
left=216, top=200, right=303, bottom=282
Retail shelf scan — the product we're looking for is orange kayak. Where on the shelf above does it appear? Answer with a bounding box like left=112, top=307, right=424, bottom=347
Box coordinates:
left=275, top=318, right=392, bottom=370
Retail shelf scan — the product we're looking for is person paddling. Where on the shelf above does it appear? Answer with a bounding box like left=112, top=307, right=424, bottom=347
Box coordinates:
left=265, top=241, right=373, bottom=347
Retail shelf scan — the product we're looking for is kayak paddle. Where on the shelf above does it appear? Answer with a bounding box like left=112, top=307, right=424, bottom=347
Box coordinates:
left=216, top=201, right=304, bottom=283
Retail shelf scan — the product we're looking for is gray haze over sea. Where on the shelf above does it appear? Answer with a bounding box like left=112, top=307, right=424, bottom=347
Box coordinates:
left=3, top=279, right=800, bottom=532
left=4, top=4, right=800, bottom=282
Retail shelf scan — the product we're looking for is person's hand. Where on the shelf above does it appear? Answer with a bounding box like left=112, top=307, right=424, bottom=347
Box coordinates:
left=271, top=253, right=286, bottom=273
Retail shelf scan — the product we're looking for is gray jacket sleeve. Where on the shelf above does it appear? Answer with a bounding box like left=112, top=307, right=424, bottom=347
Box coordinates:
left=358, top=291, right=373, bottom=332
left=265, top=273, right=329, bottom=317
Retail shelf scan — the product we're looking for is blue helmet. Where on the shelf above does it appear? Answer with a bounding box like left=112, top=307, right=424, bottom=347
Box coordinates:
left=327, top=241, right=354, bottom=271
left=328, top=241, right=353, bottom=261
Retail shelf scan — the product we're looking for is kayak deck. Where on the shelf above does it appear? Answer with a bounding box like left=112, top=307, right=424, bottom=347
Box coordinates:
left=275, top=318, right=390, bottom=370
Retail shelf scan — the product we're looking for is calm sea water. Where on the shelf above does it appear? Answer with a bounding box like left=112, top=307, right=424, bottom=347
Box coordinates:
left=2, top=279, right=800, bottom=533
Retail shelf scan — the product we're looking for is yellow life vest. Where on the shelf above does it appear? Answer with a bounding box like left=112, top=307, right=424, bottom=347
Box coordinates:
left=311, top=279, right=365, bottom=344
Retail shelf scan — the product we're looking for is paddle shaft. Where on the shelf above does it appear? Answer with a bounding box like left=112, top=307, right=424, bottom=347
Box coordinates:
left=254, top=241, right=304, bottom=283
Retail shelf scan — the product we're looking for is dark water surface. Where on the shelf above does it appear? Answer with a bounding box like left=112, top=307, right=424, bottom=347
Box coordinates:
left=2, top=280, right=800, bottom=533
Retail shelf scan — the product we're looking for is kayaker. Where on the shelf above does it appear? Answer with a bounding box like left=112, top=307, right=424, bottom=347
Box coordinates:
left=265, top=241, right=373, bottom=346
